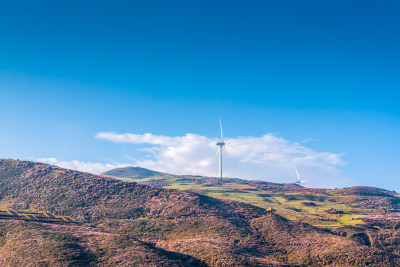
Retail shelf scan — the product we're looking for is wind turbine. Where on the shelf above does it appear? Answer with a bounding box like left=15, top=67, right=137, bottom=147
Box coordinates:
left=213, top=118, right=237, bottom=178
left=293, top=166, right=308, bottom=185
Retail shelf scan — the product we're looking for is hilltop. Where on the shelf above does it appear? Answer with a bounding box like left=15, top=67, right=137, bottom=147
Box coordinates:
left=0, top=159, right=399, bottom=266
left=101, top=166, right=169, bottom=180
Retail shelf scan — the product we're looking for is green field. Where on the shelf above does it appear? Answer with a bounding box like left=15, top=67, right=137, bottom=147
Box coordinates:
left=102, top=168, right=395, bottom=230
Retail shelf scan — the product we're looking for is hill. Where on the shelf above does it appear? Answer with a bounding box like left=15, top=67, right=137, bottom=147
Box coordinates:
left=0, top=159, right=399, bottom=266
left=0, top=220, right=205, bottom=266
left=102, top=166, right=400, bottom=227
left=103, top=166, right=400, bottom=256
left=101, top=166, right=168, bottom=180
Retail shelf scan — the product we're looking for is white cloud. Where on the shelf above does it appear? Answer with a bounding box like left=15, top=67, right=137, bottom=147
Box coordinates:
left=95, top=132, right=352, bottom=188
left=36, top=157, right=129, bottom=175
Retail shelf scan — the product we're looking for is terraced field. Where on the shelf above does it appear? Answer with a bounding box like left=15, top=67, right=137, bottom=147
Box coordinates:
left=0, top=209, right=77, bottom=224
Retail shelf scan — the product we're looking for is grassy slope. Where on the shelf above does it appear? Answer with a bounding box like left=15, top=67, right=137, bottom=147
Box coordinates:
left=103, top=167, right=400, bottom=259
left=101, top=168, right=400, bottom=229
left=0, top=159, right=399, bottom=266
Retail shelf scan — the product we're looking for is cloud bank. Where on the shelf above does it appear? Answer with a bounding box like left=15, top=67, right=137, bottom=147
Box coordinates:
left=93, top=132, right=351, bottom=188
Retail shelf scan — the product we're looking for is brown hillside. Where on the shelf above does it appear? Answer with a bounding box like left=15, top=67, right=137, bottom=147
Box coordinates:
left=0, top=159, right=399, bottom=266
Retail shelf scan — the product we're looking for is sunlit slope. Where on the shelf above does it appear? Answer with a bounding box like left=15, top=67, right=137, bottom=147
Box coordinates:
left=102, top=167, right=400, bottom=229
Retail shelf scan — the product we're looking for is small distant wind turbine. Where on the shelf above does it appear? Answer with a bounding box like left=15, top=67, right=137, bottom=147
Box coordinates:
left=294, top=166, right=308, bottom=185
left=213, top=118, right=237, bottom=178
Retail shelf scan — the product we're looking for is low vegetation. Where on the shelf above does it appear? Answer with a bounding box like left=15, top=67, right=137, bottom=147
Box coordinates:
left=103, top=166, right=400, bottom=258
left=0, top=160, right=399, bottom=266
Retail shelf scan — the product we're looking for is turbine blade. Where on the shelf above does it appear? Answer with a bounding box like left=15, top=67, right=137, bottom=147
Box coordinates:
left=220, top=118, right=224, bottom=141
left=225, top=144, right=238, bottom=152
left=294, top=166, right=300, bottom=180
left=213, top=147, right=220, bottom=161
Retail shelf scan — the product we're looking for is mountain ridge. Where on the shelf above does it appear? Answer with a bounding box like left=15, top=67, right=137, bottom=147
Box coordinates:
left=101, top=165, right=398, bottom=195
left=0, top=159, right=399, bottom=266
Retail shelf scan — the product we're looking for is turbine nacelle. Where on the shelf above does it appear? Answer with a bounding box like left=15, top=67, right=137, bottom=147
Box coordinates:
left=216, top=142, right=225, bottom=146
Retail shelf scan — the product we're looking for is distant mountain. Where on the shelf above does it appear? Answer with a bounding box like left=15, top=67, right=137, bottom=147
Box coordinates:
left=0, top=159, right=399, bottom=266
left=101, top=166, right=169, bottom=179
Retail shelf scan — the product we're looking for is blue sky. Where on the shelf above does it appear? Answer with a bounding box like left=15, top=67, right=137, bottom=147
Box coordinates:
left=0, top=1, right=399, bottom=190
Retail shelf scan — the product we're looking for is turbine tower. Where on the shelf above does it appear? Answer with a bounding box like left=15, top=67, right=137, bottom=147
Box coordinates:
left=213, top=118, right=236, bottom=178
